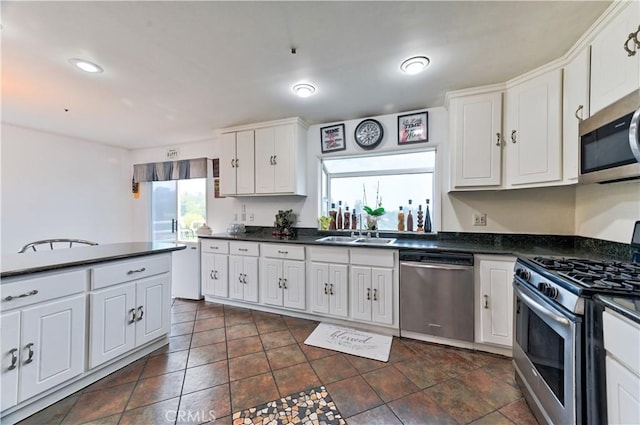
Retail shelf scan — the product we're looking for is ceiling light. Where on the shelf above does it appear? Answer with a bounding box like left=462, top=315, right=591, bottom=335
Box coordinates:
left=69, top=58, right=103, bottom=73
left=292, top=83, right=316, bottom=98
left=400, top=56, right=430, bottom=75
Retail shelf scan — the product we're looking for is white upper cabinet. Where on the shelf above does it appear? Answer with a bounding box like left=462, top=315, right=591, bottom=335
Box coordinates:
left=450, top=91, right=503, bottom=188
left=590, top=1, right=640, bottom=114
left=505, top=68, right=562, bottom=187
left=219, top=130, right=255, bottom=196
left=562, top=48, right=590, bottom=182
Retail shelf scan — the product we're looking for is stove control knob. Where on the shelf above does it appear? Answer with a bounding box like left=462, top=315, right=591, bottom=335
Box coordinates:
left=516, top=268, right=531, bottom=281
left=538, top=282, right=547, bottom=292
left=547, top=286, right=559, bottom=300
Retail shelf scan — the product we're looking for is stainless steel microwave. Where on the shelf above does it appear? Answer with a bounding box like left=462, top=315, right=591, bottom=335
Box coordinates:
left=579, top=90, right=640, bottom=184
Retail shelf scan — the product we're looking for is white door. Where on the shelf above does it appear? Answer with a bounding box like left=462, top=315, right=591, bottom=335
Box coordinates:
left=89, top=283, right=136, bottom=368
left=136, top=274, right=170, bottom=346
left=349, top=266, right=372, bottom=322
left=235, top=130, right=255, bottom=195
left=202, top=253, right=228, bottom=298
left=201, top=253, right=216, bottom=297
left=255, top=127, right=275, bottom=194
left=261, top=258, right=283, bottom=306
left=20, top=295, right=85, bottom=401
left=606, top=356, right=640, bottom=425
left=371, top=268, right=393, bottom=325
left=478, top=260, right=514, bottom=347
left=243, top=257, right=259, bottom=303
left=229, top=256, right=245, bottom=300
left=309, top=262, right=329, bottom=315
left=1, top=311, right=20, bottom=411
left=562, top=48, right=590, bottom=182
left=273, top=124, right=295, bottom=193
left=219, top=132, right=237, bottom=196
left=505, top=69, right=562, bottom=186
left=329, top=264, right=349, bottom=318
left=452, top=92, right=503, bottom=188
left=283, top=260, right=305, bottom=310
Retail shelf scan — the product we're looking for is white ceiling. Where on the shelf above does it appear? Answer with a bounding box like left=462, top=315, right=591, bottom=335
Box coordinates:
left=1, top=1, right=611, bottom=150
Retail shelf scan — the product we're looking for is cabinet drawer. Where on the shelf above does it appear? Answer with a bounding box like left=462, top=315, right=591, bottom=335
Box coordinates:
left=603, top=309, right=640, bottom=376
left=91, top=254, right=171, bottom=290
left=1, top=270, right=86, bottom=312
left=308, top=246, right=349, bottom=263
left=261, top=244, right=304, bottom=260
left=229, top=242, right=259, bottom=256
left=201, top=240, right=229, bottom=254
left=350, top=248, right=395, bottom=267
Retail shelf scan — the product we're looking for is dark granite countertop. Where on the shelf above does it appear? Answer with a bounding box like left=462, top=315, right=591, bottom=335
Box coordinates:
left=597, top=295, right=640, bottom=324
left=1, top=242, right=186, bottom=279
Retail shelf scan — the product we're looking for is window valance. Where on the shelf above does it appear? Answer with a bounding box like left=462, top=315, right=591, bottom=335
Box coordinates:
left=132, top=158, right=208, bottom=182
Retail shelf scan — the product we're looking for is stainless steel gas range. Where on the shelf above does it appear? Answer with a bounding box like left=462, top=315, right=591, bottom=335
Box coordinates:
left=512, top=255, right=640, bottom=425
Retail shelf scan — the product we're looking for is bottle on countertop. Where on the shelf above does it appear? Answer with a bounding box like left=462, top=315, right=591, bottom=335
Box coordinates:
left=351, top=208, right=357, bottom=230
left=416, top=204, right=424, bottom=232
left=329, top=203, right=337, bottom=230
left=337, top=201, right=343, bottom=230
left=407, top=199, right=414, bottom=232
left=344, top=206, right=351, bottom=229
left=397, top=206, right=405, bottom=231
left=425, top=199, right=432, bottom=233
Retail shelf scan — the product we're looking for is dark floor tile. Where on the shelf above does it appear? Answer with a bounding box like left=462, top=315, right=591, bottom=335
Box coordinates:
left=225, top=323, right=259, bottom=341
left=228, top=351, right=271, bottom=381
left=265, top=344, right=307, bottom=370
left=80, top=413, right=121, bottom=425
left=224, top=311, right=255, bottom=327
left=171, top=321, right=195, bottom=337
left=187, top=342, right=227, bottom=368
left=141, top=350, right=189, bottom=378
left=461, top=368, right=522, bottom=409
left=388, top=338, right=419, bottom=363
left=193, top=316, right=225, bottom=333
left=499, top=398, right=539, bottom=425
left=191, top=328, right=226, bottom=348
left=255, top=317, right=288, bottom=334
left=150, top=335, right=192, bottom=357
left=471, top=411, right=516, bottom=425
left=195, top=306, right=224, bottom=320
left=345, top=404, right=403, bottom=425
left=394, top=357, right=450, bottom=389
left=61, top=382, right=135, bottom=425
left=299, top=342, right=335, bottom=361
left=420, top=347, right=480, bottom=377
left=273, top=363, right=321, bottom=396
left=227, top=335, right=264, bottom=358
left=83, top=358, right=146, bottom=392
left=172, top=310, right=197, bottom=324
left=126, top=370, right=184, bottom=410
left=177, top=384, right=231, bottom=423
left=223, top=305, right=251, bottom=315
left=362, top=364, right=420, bottom=402
left=326, top=375, right=383, bottom=418
left=259, top=329, right=296, bottom=350
left=310, top=354, right=359, bottom=384
left=345, top=353, right=387, bottom=374
left=424, top=378, right=494, bottom=424
left=388, top=391, right=457, bottom=425
left=18, top=393, right=80, bottom=425
left=483, top=358, right=518, bottom=388
left=252, top=310, right=282, bottom=321
left=230, top=372, right=279, bottom=412
left=455, top=349, right=505, bottom=368
left=182, top=360, right=229, bottom=395
left=171, top=303, right=199, bottom=313
left=283, top=316, right=317, bottom=327
left=119, top=397, right=179, bottom=425
left=288, top=323, right=317, bottom=342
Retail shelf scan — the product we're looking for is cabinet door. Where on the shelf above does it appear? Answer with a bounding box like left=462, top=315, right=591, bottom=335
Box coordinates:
left=478, top=260, right=514, bottom=347
left=89, top=283, right=136, bottom=368
left=451, top=92, right=503, bottom=188
left=20, top=294, right=85, bottom=401
left=243, top=257, right=259, bottom=303
left=371, top=268, right=393, bottom=325
left=219, top=132, right=237, bottom=196
left=349, top=266, right=372, bottom=322
left=590, top=1, right=640, bottom=114
left=261, top=258, right=283, bottom=306
left=229, top=256, right=245, bottom=300
left=255, top=127, right=275, bottom=194
left=505, top=69, right=562, bottom=186
left=309, top=262, right=329, bottom=315
left=562, top=48, right=590, bottom=182
left=273, top=124, right=296, bottom=193
left=283, top=260, right=305, bottom=310
left=1, top=311, right=20, bottom=411
left=329, top=264, right=349, bottom=318
left=235, top=130, right=255, bottom=195
left=202, top=253, right=228, bottom=298
left=135, top=274, right=170, bottom=346
left=606, top=356, right=640, bottom=425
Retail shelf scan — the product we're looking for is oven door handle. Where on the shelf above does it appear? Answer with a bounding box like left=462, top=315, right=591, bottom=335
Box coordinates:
left=514, top=284, right=570, bottom=327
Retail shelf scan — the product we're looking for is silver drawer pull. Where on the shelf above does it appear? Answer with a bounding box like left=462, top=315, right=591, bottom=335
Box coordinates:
left=129, top=308, right=137, bottom=324
left=4, top=290, right=38, bottom=302
left=366, top=288, right=371, bottom=301
left=238, top=248, right=248, bottom=252
left=277, top=250, right=288, bottom=255
left=373, top=288, right=378, bottom=301
left=329, top=284, right=334, bottom=296
left=324, top=283, right=328, bottom=294
left=127, top=267, right=146, bottom=275
left=483, top=294, right=489, bottom=309
left=24, top=343, right=34, bottom=364
left=137, top=306, right=144, bottom=321
left=209, top=246, right=219, bottom=250
left=8, top=348, right=18, bottom=370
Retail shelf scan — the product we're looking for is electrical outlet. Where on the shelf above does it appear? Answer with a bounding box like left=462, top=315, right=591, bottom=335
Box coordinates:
left=472, top=213, right=487, bottom=226
left=249, top=213, right=254, bottom=222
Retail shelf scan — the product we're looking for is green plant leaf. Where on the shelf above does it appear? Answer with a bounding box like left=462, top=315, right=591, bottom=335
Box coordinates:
left=363, top=206, right=374, bottom=215
left=373, top=207, right=385, bottom=216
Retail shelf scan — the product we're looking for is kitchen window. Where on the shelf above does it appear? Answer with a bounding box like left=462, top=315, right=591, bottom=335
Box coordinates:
left=320, top=150, right=435, bottom=231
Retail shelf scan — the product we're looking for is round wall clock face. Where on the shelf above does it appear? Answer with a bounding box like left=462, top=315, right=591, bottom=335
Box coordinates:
left=354, top=119, right=384, bottom=150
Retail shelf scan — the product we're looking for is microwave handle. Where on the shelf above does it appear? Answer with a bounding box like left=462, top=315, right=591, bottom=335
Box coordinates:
left=630, top=107, right=640, bottom=163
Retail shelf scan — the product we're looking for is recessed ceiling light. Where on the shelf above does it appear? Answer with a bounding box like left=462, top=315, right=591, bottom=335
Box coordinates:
left=400, top=56, right=430, bottom=75
left=292, top=83, right=316, bottom=98
left=69, top=58, right=103, bottom=73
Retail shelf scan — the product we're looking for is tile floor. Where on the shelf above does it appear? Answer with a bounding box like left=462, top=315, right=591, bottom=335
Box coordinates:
left=17, top=299, right=539, bottom=425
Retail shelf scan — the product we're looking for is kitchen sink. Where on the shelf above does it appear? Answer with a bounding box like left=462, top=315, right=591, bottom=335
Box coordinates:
left=315, top=236, right=360, bottom=243
left=353, top=237, right=396, bottom=245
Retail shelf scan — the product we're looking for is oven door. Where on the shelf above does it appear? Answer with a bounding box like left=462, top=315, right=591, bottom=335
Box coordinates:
left=513, top=279, right=582, bottom=425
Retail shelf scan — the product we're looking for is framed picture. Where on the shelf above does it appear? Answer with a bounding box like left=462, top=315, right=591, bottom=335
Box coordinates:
left=320, top=123, right=346, bottom=153
left=398, top=111, right=429, bottom=145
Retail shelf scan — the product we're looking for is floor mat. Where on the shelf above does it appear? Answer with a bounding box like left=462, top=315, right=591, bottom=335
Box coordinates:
left=304, top=323, right=392, bottom=362
left=232, top=386, right=345, bottom=425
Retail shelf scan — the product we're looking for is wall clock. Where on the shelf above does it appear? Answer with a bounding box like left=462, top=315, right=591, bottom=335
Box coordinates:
left=354, top=119, right=384, bottom=150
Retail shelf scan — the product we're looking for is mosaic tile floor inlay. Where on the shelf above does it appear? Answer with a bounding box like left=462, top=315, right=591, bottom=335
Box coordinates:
left=232, top=386, right=345, bottom=425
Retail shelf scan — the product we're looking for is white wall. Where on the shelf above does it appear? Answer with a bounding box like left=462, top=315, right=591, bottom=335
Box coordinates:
left=1, top=124, right=133, bottom=253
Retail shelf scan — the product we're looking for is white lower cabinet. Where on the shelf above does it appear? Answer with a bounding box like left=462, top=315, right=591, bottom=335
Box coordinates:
left=476, top=256, right=515, bottom=348
left=1, top=311, right=20, bottom=411
left=261, top=259, right=305, bottom=310
left=229, top=256, right=259, bottom=302
left=201, top=253, right=229, bottom=298
left=309, top=262, right=349, bottom=318
left=349, top=266, right=393, bottom=325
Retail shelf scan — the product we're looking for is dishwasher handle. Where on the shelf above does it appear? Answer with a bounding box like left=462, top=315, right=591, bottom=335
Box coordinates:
left=400, top=262, right=473, bottom=271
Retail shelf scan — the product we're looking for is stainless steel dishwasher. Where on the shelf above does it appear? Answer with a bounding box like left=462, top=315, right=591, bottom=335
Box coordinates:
left=400, top=251, right=475, bottom=342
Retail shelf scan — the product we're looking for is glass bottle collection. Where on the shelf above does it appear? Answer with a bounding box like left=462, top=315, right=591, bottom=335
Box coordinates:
left=329, top=199, right=432, bottom=233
